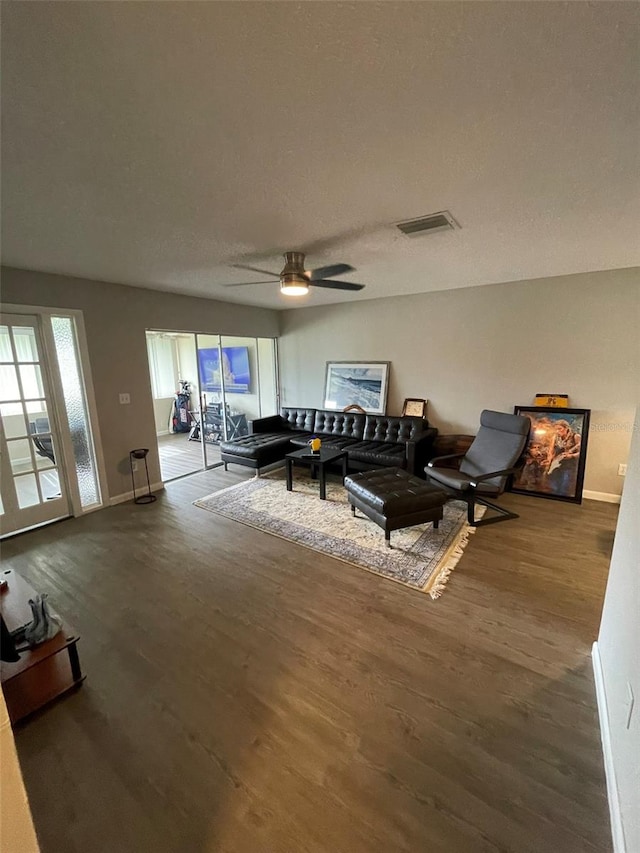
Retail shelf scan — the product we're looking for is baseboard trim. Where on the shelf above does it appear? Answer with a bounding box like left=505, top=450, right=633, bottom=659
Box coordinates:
left=109, top=482, right=165, bottom=506
left=584, top=490, right=621, bottom=504
left=592, top=641, right=626, bottom=853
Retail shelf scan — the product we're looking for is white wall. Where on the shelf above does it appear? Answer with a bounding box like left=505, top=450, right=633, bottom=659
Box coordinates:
left=595, top=408, right=640, bottom=852
left=279, top=267, right=640, bottom=497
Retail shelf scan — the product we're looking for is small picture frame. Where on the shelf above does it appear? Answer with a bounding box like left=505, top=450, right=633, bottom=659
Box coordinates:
left=401, top=398, right=428, bottom=418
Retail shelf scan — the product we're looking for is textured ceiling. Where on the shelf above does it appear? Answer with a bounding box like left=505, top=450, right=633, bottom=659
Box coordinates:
left=1, top=2, right=638, bottom=309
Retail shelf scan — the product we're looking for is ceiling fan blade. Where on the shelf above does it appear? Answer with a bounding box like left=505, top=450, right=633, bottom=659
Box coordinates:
left=231, top=263, right=280, bottom=277
left=310, top=279, right=365, bottom=291
left=307, top=263, right=354, bottom=281
left=222, top=279, right=279, bottom=288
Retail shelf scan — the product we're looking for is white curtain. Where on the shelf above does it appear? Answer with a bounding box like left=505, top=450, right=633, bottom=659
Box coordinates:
left=146, top=336, right=177, bottom=399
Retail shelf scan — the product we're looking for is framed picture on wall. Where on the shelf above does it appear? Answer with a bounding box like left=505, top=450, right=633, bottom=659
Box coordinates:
left=510, top=406, right=591, bottom=503
left=323, top=362, right=390, bottom=415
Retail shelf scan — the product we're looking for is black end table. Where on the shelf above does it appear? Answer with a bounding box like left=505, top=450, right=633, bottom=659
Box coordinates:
left=285, top=446, right=348, bottom=500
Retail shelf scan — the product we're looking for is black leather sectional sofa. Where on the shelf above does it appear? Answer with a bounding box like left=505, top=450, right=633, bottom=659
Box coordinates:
left=219, top=407, right=438, bottom=476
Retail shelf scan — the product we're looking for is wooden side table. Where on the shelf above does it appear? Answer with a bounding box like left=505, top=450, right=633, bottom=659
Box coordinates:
left=0, top=569, right=85, bottom=725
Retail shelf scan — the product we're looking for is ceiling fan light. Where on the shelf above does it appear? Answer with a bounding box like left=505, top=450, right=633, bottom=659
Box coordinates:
left=280, top=273, right=309, bottom=296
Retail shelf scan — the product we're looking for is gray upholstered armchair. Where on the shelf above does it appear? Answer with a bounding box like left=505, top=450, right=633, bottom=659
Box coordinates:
left=426, top=410, right=530, bottom=526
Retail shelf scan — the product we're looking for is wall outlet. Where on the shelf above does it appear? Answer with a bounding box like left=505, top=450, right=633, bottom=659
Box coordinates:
left=618, top=463, right=627, bottom=476
left=131, top=461, right=138, bottom=472
left=119, top=393, right=131, bottom=405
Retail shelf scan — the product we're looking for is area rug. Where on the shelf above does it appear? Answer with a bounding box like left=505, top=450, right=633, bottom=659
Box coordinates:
left=194, top=470, right=481, bottom=598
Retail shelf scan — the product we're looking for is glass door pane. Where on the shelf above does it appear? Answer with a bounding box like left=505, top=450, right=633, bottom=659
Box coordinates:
left=0, top=315, right=71, bottom=536
left=51, top=317, right=101, bottom=507
left=217, top=336, right=278, bottom=433
left=195, top=334, right=224, bottom=469
left=147, top=331, right=279, bottom=481
left=218, top=337, right=259, bottom=440
left=146, top=331, right=204, bottom=482
left=257, top=338, right=278, bottom=418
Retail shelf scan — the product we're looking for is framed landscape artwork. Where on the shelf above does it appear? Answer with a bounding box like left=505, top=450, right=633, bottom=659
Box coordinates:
left=510, top=406, right=591, bottom=503
left=323, top=362, right=390, bottom=415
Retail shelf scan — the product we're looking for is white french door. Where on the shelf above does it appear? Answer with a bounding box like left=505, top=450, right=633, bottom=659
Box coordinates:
left=0, top=314, right=71, bottom=535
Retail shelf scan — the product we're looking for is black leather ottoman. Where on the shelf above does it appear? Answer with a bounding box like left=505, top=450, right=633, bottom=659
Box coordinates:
left=344, top=468, right=447, bottom=547
left=220, top=433, right=297, bottom=472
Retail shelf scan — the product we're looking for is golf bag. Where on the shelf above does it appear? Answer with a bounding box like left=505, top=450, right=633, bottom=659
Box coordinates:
left=171, top=380, right=192, bottom=433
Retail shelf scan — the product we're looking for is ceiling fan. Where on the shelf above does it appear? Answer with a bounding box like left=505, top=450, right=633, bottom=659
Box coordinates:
left=222, top=252, right=365, bottom=296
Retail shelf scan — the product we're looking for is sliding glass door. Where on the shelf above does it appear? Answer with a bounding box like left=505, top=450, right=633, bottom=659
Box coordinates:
left=194, top=333, right=224, bottom=470
left=148, top=330, right=279, bottom=482
left=196, top=335, right=278, bottom=449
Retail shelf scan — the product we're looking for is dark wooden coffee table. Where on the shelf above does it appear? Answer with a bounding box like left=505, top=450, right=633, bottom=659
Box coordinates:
left=1, top=568, right=85, bottom=724
left=285, top=446, right=348, bottom=500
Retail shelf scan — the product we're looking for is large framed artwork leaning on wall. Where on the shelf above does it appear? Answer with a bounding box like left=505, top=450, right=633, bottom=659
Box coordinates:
left=323, top=362, right=390, bottom=415
left=510, top=406, right=591, bottom=503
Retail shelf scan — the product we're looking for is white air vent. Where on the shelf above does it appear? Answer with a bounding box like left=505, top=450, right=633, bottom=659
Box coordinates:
left=396, top=211, right=458, bottom=237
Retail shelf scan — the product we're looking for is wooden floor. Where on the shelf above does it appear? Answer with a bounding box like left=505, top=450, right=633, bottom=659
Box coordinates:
left=2, top=469, right=616, bottom=853
left=157, top=433, right=221, bottom=481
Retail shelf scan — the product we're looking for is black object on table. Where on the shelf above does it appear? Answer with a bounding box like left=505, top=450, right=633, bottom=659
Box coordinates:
left=285, top=446, right=348, bottom=500
left=129, top=448, right=157, bottom=504
left=1, top=614, right=20, bottom=662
